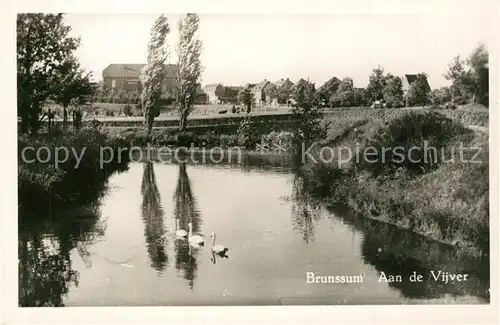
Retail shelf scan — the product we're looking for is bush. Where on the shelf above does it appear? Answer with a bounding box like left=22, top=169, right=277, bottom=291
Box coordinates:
left=356, top=111, right=474, bottom=177
left=236, top=116, right=260, bottom=148
left=157, top=94, right=175, bottom=107
left=218, top=134, right=237, bottom=148
left=73, top=110, right=83, bottom=130
left=18, top=128, right=130, bottom=213
left=176, top=132, right=196, bottom=147
left=444, top=102, right=457, bottom=110
left=123, top=104, right=133, bottom=117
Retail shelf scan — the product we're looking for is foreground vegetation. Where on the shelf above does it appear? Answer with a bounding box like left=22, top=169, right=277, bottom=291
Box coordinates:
left=18, top=125, right=130, bottom=218
left=296, top=110, right=489, bottom=258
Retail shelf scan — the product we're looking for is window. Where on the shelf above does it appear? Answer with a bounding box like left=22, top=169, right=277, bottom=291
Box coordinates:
left=111, top=79, right=116, bottom=89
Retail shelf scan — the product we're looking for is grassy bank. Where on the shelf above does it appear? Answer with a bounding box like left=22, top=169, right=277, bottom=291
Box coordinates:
left=18, top=124, right=130, bottom=219
left=298, top=110, right=489, bottom=258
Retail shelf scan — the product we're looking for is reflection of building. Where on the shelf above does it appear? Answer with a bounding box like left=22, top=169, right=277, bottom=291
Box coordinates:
left=102, top=63, right=179, bottom=95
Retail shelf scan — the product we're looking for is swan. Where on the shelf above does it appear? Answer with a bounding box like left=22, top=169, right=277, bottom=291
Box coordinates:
left=188, top=222, right=204, bottom=246
left=175, top=219, right=187, bottom=238
left=209, top=232, right=228, bottom=256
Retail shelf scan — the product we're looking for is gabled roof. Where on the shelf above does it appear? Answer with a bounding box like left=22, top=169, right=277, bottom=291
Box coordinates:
left=274, top=78, right=293, bottom=88
left=404, top=74, right=418, bottom=84
left=196, top=85, right=207, bottom=95
left=252, top=80, right=271, bottom=91
left=102, top=63, right=178, bottom=78
left=225, top=85, right=242, bottom=90
left=403, top=74, right=430, bottom=90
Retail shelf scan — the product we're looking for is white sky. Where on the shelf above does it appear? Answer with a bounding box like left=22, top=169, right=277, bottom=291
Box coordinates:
left=64, top=7, right=491, bottom=89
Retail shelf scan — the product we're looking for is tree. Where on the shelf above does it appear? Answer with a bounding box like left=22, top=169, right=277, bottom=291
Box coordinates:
left=140, top=14, right=170, bottom=136
left=51, top=56, right=92, bottom=128
left=266, top=83, right=278, bottom=105
left=444, top=56, right=476, bottom=105
left=316, top=77, right=341, bottom=107
left=175, top=13, right=203, bottom=132
left=276, top=82, right=293, bottom=106
left=406, top=73, right=431, bottom=107
left=429, top=87, right=452, bottom=106
left=382, top=74, right=404, bottom=108
left=291, top=79, right=328, bottom=150
left=468, top=44, right=489, bottom=106
left=17, top=14, right=81, bottom=134
left=238, top=86, right=255, bottom=113
left=366, top=66, right=387, bottom=103
left=329, top=77, right=355, bottom=107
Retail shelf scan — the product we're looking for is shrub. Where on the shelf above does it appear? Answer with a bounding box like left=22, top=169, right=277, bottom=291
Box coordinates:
left=157, top=94, right=175, bottom=106
left=356, top=111, right=474, bottom=177
left=73, top=110, right=83, bottom=130
left=262, top=131, right=293, bottom=150
left=123, top=104, right=133, bottom=117
left=218, top=134, right=237, bottom=148
left=444, top=102, right=457, bottom=110
left=176, top=132, right=196, bottom=147
left=236, top=116, right=260, bottom=148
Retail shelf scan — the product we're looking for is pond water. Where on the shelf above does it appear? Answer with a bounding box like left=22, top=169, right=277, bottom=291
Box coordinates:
left=18, top=159, right=490, bottom=306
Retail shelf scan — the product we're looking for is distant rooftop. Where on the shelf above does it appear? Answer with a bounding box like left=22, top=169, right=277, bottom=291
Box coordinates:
left=102, top=63, right=178, bottom=78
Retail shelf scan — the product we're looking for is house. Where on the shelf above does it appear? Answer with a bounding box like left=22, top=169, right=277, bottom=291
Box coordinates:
left=102, top=63, right=179, bottom=95
left=274, top=78, right=293, bottom=89
left=195, top=85, right=208, bottom=104
left=203, top=83, right=225, bottom=104
left=272, top=78, right=294, bottom=106
left=402, top=74, right=431, bottom=107
left=402, top=74, right=431, bottom=94
left=220, top=86, right=242, bottom=104
left=251, top=79, right=273, bottom=106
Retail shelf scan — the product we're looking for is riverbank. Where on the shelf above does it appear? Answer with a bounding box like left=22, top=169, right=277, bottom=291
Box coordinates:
left=22, top=108, right=489, bottom=258
left=297, top=110, right=489, bottom=258
left=18, top=124, right=130, bottom=219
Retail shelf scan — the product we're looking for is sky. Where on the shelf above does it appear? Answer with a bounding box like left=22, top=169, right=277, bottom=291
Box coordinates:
left=64, top=7, right=491, bottom=89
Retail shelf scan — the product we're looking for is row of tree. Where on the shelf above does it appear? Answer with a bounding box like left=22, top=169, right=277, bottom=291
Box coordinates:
left=234, top=43, right=489, bottom=111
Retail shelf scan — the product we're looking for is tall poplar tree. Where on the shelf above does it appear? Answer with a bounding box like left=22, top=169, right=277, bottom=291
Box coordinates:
left=175, top=13, right=203, bottom=132
left=140, top=15, right=170, bottom=136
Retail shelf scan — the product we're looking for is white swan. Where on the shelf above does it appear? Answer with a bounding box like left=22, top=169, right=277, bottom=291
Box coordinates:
left=210, top=232, right=228, bottom=256
left=175, top=219, right=187, bottom=238
left=188, top=222, right=204, bottom=246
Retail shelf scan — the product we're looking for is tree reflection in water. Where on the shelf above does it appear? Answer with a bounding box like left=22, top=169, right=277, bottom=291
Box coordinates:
left=140, top=162, right=168, bottom=273
left=18, top=204, right=106, bottom=307
left=172, top=163, right=202, bottom=289
left=290, top=168, right=322, bottom=244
